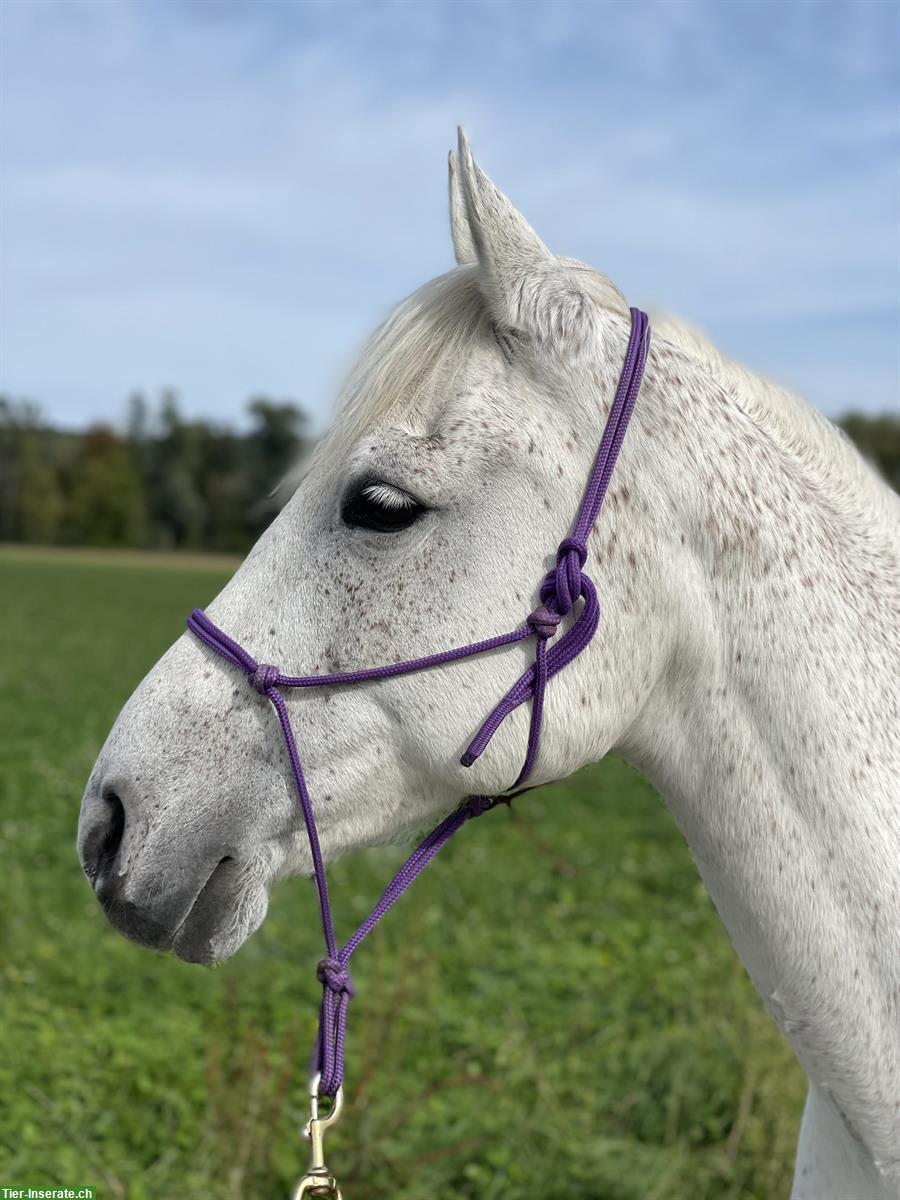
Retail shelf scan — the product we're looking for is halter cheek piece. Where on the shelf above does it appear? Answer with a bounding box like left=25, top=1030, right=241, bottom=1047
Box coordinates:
left=187, top=307, right=650, bottom=1194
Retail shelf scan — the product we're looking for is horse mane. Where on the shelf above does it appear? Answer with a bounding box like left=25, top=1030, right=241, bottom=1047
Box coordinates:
left=649, top=310, right=900, bottom=531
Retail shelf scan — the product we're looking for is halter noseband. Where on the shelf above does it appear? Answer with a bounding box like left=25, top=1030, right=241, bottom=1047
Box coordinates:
left=186, top=307, right=649, bottom=1123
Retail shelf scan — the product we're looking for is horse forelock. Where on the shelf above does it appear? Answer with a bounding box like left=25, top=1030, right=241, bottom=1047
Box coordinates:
left=330, top=267, right=489, bottom=446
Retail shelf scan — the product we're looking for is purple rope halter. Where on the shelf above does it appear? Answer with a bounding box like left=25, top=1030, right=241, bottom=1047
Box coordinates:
left=187, top=306, right=650, bottom=1098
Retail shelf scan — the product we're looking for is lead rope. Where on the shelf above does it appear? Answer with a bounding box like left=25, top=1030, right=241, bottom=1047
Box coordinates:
left=186, top=307, right=650, bottom=1194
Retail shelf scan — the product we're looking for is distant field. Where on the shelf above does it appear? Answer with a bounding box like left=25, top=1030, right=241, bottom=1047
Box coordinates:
left=0, top=542, right=242, bottom=571
left=0, top=550, right=806, bottom=1200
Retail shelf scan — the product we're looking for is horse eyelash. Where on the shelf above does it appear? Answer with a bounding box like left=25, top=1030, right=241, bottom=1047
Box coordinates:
left=360, top=483, right=418, bottom=510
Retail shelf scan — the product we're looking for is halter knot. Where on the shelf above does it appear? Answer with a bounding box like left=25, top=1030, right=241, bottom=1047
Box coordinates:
left=317, top=956, right=355, bottom=997
left=464, top=794, right=509, bottom=818
left=557, top=537, right=588, bottom=567
left=249, top=663, right=280, bottom=694
left=536, top=537, right=589, bottom=618
left=526, top=604, right=562, bottom=640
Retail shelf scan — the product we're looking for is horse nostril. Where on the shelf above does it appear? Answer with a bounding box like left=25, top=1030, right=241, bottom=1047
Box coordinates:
left=100, top=789, right=126, bottom=866
left=82, top=788, right=126, bottom=888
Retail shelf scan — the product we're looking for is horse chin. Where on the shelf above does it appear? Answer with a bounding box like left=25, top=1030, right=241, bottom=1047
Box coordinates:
left=170, top=858, right=269, bottom=964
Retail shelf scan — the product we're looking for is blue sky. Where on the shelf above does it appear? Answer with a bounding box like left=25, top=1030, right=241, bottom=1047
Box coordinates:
left=1, top=0, right=897, bottom=430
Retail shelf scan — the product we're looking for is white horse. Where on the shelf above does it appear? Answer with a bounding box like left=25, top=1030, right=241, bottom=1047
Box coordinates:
left=78, top=130, right=900, bottom=1199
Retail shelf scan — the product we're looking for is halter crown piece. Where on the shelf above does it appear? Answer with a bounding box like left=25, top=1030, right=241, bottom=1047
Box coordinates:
left=187, top=307, right=650, bottom=1196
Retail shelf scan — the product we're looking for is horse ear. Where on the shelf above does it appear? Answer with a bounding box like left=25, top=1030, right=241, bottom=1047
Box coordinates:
left=448, top=151, right=477, bottom=266
left=453, top=127, right=594, bottom=348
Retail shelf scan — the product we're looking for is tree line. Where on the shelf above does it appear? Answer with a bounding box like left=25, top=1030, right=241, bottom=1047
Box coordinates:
left=0, top=391, right=309, bottom=552
left=0, top=394, right=897, bottom=554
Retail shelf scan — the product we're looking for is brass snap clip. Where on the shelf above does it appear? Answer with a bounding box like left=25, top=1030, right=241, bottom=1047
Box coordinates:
left=291, top=1073, right=345, bottom=1199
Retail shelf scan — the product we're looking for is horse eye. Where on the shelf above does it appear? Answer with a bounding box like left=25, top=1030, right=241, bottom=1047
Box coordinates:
left=341, top=481, right=427, bottom=533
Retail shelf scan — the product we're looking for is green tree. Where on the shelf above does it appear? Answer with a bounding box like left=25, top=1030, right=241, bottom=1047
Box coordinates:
left=0, top=396, right=25, bottom=540
left=245, top=397, right=309, bottom=538
left=0, top=396, right=66, bottom=543
left=18, top=433, right=64, bottom=543
left=247, top=397, right=307, bottom=484
left=67, top=426, right=148, bottom=547
left=147, top=390, right=208, bottom=548
left=839, top=412, right=900, bottom=493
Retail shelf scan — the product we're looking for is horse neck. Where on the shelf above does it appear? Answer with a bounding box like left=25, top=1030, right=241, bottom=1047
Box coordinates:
left=613, top=339, right=900, bottom=1193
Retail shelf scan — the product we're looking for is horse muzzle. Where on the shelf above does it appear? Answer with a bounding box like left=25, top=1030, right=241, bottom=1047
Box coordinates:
left=77, top=772, right=270, bottom=962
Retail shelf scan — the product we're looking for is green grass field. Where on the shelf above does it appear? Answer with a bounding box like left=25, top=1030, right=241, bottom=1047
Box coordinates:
left=0, top=549, right=807, bottom=1199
